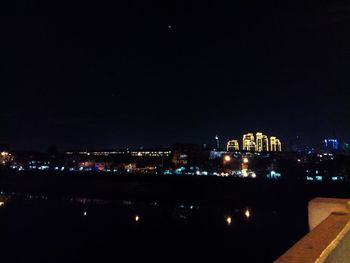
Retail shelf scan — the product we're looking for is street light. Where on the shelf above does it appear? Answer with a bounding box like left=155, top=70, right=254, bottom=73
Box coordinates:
left=224, top=155, right=231, bottom=162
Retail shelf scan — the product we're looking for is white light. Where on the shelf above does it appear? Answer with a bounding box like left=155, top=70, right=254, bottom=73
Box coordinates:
left=226, top=216, right=232, bottom=225
left=84, top=211, right=87, bottom=216
left=244, top=209, right=251, bottom=219
left=135, top=215, right=140, bottom=222
left=224, top=155, right=231, bottom=162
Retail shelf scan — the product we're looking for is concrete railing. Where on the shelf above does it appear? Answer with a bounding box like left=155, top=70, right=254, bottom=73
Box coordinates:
left=274, top=198, right=350, bottom=263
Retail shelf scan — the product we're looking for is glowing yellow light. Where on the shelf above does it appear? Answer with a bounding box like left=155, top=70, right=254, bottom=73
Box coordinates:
left=226, top=216, right=232, bottom=225
left=135, top=215, right=140, bottom=222
left=244, top=208, right=251, bottom=219
left=224, top=155, right=231, bottom=162
left=1, top=152, right=8, bottom=156
left=270, top=137, right=282, bottom=152
left=227, top=140, right=239, bottom=151
left=256, top=132, right=269, bottom=152
left=243, top=158, right=249, bottom=164
left=0, top=201, right=4, bottom=207
left=243, top=133, right=256, bottom=151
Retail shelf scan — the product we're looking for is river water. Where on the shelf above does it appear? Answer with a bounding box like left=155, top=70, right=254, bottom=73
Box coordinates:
left=0, top=193, right=308, bottom=262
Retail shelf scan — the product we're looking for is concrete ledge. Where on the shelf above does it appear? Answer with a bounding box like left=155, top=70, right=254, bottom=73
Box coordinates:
left=308, top=198, right=350, bottom=230
left=275, top=198, right=350, bottom=263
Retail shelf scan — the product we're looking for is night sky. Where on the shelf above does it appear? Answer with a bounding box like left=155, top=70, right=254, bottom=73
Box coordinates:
left=1, top=0, right=350, bottom=150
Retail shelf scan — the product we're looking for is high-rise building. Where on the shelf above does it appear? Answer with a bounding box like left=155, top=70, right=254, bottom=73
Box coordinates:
left=270, top=137, right=282, bottom=152
left=256, top=132, right=269, bottom=152
left=227, top=140, right=239, bottom=151
left=214, top=135, right=220, bottom=150
left=277, top=139, right=282, bottom=152
left=324, top=139, right=339, bottom=151
left=243, top=133, right=256, bottom=151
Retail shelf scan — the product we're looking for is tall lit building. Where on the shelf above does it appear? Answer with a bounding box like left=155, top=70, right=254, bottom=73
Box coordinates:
left=214, top=135, right=220, bottom=150
left=324, top=139, right=339, bottom=151
left=256, top=132, right=269, bottom=152
left=243, top=133, right=256, bottom=151
left=276, top=139, right=282, bottom=151
left=227, top=140, right=239, bottom=151
left=270, top=137, right=282, bottom=152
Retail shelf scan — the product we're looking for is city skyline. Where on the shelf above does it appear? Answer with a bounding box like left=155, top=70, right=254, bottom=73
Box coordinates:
left=1, top=1, right=350, bottom=262
left=1, top=0, right=349, bottom=150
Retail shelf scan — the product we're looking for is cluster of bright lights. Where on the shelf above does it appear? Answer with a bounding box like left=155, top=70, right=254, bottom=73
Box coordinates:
left=131, top=151, right=172, bottom=157
left=267, top=171, right=282, bottom=179
left=66, top=150, right=172, bottom=157
left=228, top=132, right=282, bottom=152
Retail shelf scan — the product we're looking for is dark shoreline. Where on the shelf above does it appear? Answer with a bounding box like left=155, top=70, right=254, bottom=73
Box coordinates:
left=1, top=170, right=349, bottom=207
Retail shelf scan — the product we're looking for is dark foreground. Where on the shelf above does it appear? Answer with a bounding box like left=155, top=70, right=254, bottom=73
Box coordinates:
left=0, top=194, right=308, bottom=263
left=1, top=171, right=349, bottom=262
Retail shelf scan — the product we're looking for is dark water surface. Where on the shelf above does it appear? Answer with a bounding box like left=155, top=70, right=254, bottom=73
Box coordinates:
left=0, top=193, right=308, bottom=263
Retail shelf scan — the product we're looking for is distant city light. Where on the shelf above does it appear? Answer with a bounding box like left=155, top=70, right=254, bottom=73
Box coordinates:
left=240, top=132, right=281, bottom=152
left=83, top=211, right=87, bottom=216
left=226, top=216, right=232, bottom=225
left=244, top=208, right=251, bottom=219
left=0, top=201, right=4, bottom=207
left=227, top=140, right=239, bottom=151
left=224, top=155, right=231, bottom=162
left=135, top=215, right=140, bottom=222
left=267, top=171, right=282, bottom=179
left=243, top=158, right=249, bottom=164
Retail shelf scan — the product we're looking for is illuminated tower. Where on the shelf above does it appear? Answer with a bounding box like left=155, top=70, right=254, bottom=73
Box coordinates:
left=270, top=137, right=282, bottom=152
left=262, top=134, right=269, bottom=151
left=270, top=137, right=277, bottom=151
left=215, top=135, right=220, bottom=150
left=243, top=133, right=256, bottom=151
left=256, top=132, right=269, bottom=152
left=227, top=140, right=239, bottom=151
left=256, top=133, right=262, bottom=151
left=276, top=139, right=282, bottom=152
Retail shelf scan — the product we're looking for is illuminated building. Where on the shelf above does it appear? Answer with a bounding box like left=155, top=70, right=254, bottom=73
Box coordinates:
left=0, top=151, right=13, bottom=165
left=324, top=139, right=339, bottom=151
left=130, top=150, right=172, bottom=157
left=227, top=140, right=239, bottom=151
left=243, top=133, right=256, bottom=151
left=172, top=152, right=188, bottom=167
left=255, top=132, right=269, bottom=152
left=276, top=139, right=282, bottom=151
left=270, top=137, right=282, bottom=152
left=65, top=149, right=172, bottom=157
left=215, top=135, right=220, bottom=150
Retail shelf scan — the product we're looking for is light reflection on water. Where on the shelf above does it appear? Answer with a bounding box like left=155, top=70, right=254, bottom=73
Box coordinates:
left=0, top=191, right=307, bottom=263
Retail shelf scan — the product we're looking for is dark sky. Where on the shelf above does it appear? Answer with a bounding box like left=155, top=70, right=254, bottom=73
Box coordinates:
left=1, top=0, right=350, bottom=150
